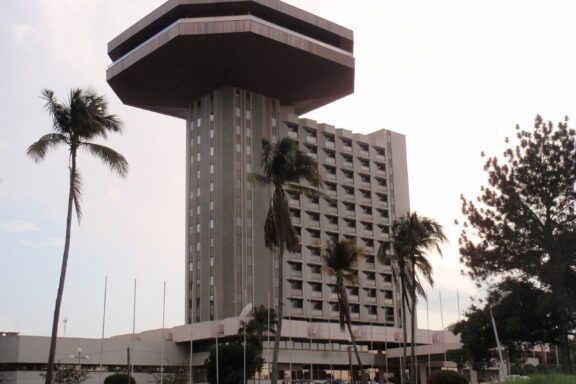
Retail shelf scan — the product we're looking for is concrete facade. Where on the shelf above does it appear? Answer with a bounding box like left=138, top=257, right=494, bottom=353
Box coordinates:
left=1, top=322, right=462, bottom=384
left=106, top=0, right=410, bottom=330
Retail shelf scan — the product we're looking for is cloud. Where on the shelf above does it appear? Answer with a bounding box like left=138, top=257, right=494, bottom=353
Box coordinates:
left=0, top=141, right=6, bottom=151
left=0, top=220, right=38, bottom=233
left=18, top=237, right=64, bottom=248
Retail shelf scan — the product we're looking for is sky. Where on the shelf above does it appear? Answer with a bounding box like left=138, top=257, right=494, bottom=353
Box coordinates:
left=2, top=0, right=576, bottom=338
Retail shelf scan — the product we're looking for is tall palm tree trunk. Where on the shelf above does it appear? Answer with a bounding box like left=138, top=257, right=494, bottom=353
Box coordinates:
left=45, top=151, right=77, bottom=384
left=337, top=276, right=363, bottom=382
left=339, top=278, right=363, bottom=382
left=400, top=285, right=407, bottom=384
left=271, top=247, right=284, bottom=384
left=345, top=318, right=363, bottom=382
left=410, top=257, right=417, bottom=384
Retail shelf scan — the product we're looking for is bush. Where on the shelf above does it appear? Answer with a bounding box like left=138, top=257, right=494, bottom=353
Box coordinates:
left=104, top=373, right=136, bottom=384
left=427, top=370, right=468, bottom=384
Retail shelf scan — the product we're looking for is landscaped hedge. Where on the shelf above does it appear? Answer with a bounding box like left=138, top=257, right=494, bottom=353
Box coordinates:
left=427, top=370, right=468, bottom=384
left=104, top=373, right=136, bottom=384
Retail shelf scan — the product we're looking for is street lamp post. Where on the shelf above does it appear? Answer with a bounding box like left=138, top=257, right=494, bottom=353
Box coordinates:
left=70, top=348, right=89, bottom=370
left=239, top=303, right=253, bottom=384
left=478, top=288, right=508, bottom=381
left=488, top=305, right=506, bottom=380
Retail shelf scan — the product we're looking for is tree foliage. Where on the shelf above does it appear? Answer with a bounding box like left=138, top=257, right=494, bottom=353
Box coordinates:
left=451, top=279, right=562, bottom=372
left=203, top=341, right=264, bottom=384
left=41, top=366, right=89, bottom=384
left=104, top=373, right=135, bottom=384
left=323, top=238, right=365, bottom=379
left=427, top=370, right=468, bottom=384
left=239, top=305, right=277, bottom=353
left=29, top=88, right=128, bottom=384
left=459, top=115, right=576, bottom=372
left=252, top=136, right=322, bottom=384
left=379, top=212, right=446, bottom=384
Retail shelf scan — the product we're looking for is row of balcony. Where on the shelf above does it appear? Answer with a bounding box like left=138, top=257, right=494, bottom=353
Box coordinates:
left=286, top=125, right=387, bottom=162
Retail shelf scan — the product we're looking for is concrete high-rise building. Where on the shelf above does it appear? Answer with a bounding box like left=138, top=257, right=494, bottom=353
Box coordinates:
left=0, top=3, right=464, bottom=384
left=106, top=11, right=415, bottom=384
left=107, top=0, right=410, bottom=329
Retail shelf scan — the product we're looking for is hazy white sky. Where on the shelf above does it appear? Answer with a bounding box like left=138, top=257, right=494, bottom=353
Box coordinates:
left=2, top=0, right=576, bottom=338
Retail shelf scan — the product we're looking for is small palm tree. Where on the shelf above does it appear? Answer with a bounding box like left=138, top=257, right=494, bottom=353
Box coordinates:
left=252, top=137, right=321, bottom=384
left=324, top=238, right=365, bottom=383
left=239, top=305, right=278, bottom=352
left=380, top=212, right=446, bottom=384
left=27, top=88, right=128, bottom=384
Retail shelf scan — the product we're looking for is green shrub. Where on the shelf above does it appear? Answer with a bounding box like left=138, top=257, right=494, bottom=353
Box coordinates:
left=427, top=370, right=468, bottom=384
left=104, top=373, right=136, bottom=384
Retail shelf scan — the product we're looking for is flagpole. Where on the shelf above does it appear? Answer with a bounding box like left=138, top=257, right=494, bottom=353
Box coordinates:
left=99, top=276, right=108, bottom=384
left=426, top=291, right=431, bottom=378
left=383, top=320, right=389, bottom=381
left=456, top=289, right=461, bottom=322
left=132, top=278, right=137, bottom=377
left=439, top=291, right=446, bottom=362
left=161, top=282, right=166, bottom=384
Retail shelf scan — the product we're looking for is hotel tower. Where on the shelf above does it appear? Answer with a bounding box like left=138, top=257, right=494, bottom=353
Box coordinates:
left=107, top=0, right=411, bottom=371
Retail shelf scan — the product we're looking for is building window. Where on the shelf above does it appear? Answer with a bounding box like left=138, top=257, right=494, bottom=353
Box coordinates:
left=197, top=136, right=201, bottom=144
left=306, top=129, right=317, bottom=144
left=291, top=299, right=303, bottom=309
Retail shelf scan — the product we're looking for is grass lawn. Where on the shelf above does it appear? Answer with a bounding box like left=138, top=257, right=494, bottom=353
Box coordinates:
left=503, top=374, right=576, bottom=384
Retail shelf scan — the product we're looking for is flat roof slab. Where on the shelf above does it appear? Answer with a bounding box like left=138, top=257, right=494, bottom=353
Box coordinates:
left=107, top=14, right=354, bottom=118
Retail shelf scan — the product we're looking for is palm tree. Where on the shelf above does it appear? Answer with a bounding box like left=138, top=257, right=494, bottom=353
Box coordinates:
left=380, top=212, right=446, bottom=384
left=239, top=305, right=278, bottom=353
left=323, top=238, right=365, bottom=383
left=378, top=239, right=410, bottom=384
left=27, top=88, right=128, bottom=384
left=252, top=137, right=321, bottom=384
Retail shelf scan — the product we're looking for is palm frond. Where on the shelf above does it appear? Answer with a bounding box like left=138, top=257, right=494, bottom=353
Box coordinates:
left=71, top=168, right=83, bottom=223
left=285, top=184, right=330, bottom=200
left=264, top=207, right=279, bottom=250
left=82, top=143, right=128, bottom=177
left=249, top=172, right=271, bottom=187
left=26, top=133, right=67, bottom=162
left=41, top=89, right=71, bottom=135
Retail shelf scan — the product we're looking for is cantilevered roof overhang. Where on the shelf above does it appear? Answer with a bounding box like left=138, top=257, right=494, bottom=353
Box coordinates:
left=106, top=0, right=355, bottom=119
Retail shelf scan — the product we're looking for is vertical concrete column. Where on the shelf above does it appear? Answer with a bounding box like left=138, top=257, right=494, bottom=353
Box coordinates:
left=418, top=363, right=427, bottom=384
